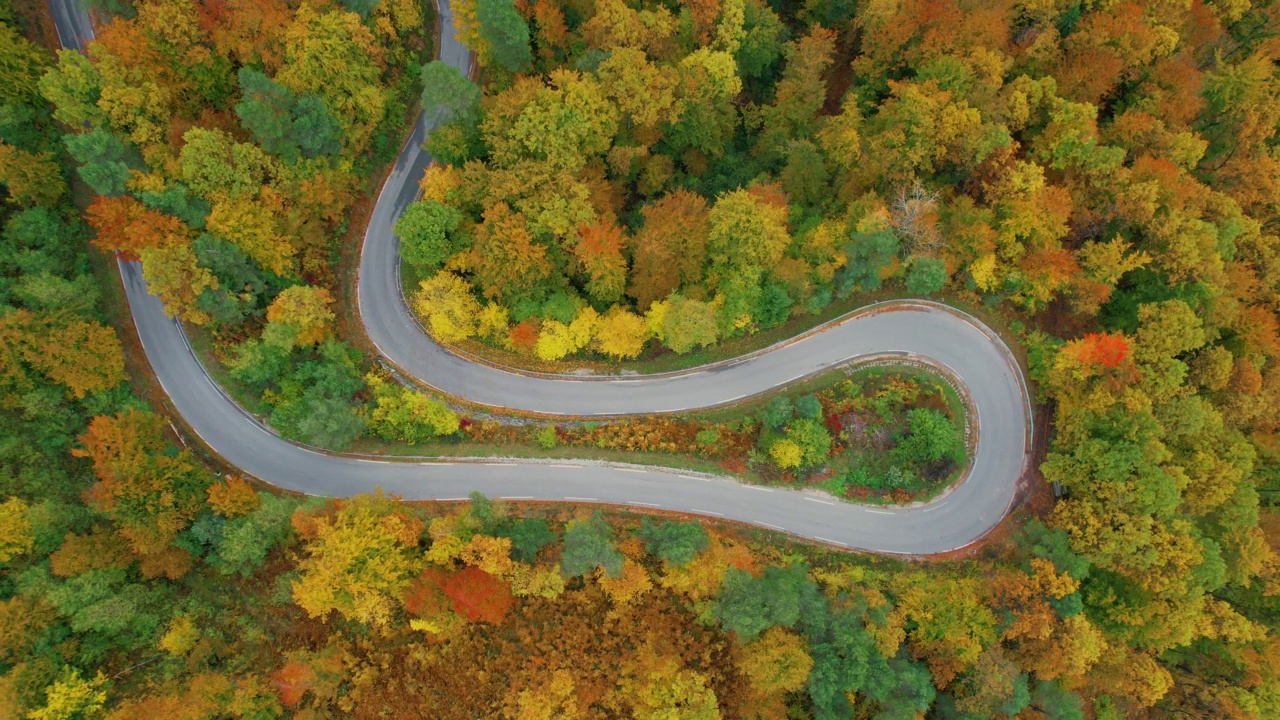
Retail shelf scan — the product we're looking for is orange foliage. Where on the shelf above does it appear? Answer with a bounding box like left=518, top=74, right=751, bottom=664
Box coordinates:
left=402, top=567, right=453, bottom=617
left=273, top=660, right=316, bottom=707
left=1064, top=332, right=1130, bottom=368
left=86, top=195, right=187, bottom=259
left=443, top=566, right=515, bottom=624
left=207, top=476, right=260, bottom=518
left=199, top=0, right=293, bottom=71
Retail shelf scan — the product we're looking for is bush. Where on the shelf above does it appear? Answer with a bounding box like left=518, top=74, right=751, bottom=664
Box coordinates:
left=894, top=408, right=959, bottom=464
left=794, top=394, right=822, bottom=419
left=760, top=395, right=793, bottom=429
left=535, top=424, right=558, bottom=449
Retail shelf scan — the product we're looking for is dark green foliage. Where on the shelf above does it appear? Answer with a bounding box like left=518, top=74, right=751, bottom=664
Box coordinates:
left=3, top=206, right=83, bottom=276
left=267, top=341, right=367, bottom=450
left=560, top=512, right=623, bottom=578
left=715, top=563, right=820, bottom=640
left=193, top=234, right=269, bottom=327
left=340, top=0, right=380, bottom=19
left=894, top=408, right=959, bottom=464
left=541, top=292, right=580, bottom=324
left=802, top=607, right=879, bottom=718
left=289, top=94, right=344, bottom=158
left=499, top=517, right=556, bottom=563
left=1031, top=680, right=1085, bottom=720
left=1022, top=520, right=1092, bottom=581
left=754, top=281, right=792, bottom=329
left=636, top=519, right=708, bottom=567
left=137, top=184, right=210, bottom=230
left=863, top=655, right=937, bottom=720
left=420, top=60, right=481, bottom=127
left=779, top=139, right=829, bottom=209
left=63, top=128, right=133, bottom=196
left=837, top=228, right=899, bottom=297
left=476, top=0, right=532, bottom=73
left=905, top=256, right=948, bottom=295
left=236, top=69, right=343, bottom=161
left=794, top=394, right=822, bottom=419
left=736, top=0, right=787, bottom=82
left=761, top=395, right=793, bottom=429
left=395, top=199, right=463, bottom=274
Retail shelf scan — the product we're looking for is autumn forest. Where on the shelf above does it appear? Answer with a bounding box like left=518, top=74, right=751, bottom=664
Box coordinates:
left=2, top=0, right=1280, bottom=717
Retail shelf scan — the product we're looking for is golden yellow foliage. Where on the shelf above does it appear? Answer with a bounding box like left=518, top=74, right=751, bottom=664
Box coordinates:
left=0, top=497, right=33, bottom=563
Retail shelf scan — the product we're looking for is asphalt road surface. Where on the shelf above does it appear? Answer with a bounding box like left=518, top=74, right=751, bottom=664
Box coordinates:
left=51, top=0, right=1034, bottom=554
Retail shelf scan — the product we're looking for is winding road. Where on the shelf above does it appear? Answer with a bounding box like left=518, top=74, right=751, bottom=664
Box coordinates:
left=49, top=0, right=1033, bottom=554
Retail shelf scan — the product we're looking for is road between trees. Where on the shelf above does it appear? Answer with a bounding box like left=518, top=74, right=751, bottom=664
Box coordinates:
left=53, top=0, right=1034, bottom=554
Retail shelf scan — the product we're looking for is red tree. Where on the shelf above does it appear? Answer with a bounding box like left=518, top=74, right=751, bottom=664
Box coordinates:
left=442, top=566, right=514, bottom=624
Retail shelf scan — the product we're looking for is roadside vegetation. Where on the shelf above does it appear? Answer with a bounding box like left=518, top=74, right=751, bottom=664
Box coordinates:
left=2, top=0, right=1279, bottom=717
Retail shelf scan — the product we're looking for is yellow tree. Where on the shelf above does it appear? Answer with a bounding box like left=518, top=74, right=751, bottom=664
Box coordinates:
left=595, top=307, right=649, bottom=359
left=139, top=243, right=219, bottom=325
left=739, top=626, right=813, bottom=697
left=0, top=497, right=33, bottom=564
left=265, top=285, right=335, bottom=347
left=291, top=493, right=425, bottom=628
left=207, top=198, right=295, bottom=276
left=0, top=142, right=64, bottom=207
left=414, top=271, right=481, bottom=342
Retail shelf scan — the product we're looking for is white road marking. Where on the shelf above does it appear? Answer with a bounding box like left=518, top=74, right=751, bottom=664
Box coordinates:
left=416, top=462, right=448, bottom=466
left=691, top=508, right=723, bottom=516
left=627, top=501, right=661, bottom=507
left=484, top=462, right=514, bottom=467
left=549, top=464, right=580, bottom=469
left=745, top=485, right=774, bottom=493
left=617, top=468, right=648, bottom=474
left=501, top=496, right=532, bottom=500
left=805, top=497, right=835, bottom=506
left=815, top=536, right=848, bottom=547
left=437, top=497, right=467, bottom=502
left=565, top=496, right=598, bottom=502
left=359, top=459, right=391, bottom=464
left=758, top=521, right=785, bottom=530
left=678, top=475, right=704, bottom=480
left=866, top=509, right=894, bottom=515
left=922, top=502, right=945, bottom=512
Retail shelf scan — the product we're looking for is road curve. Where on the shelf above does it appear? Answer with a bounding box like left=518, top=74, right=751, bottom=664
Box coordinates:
left=51, top=0, right=1033, bottom=554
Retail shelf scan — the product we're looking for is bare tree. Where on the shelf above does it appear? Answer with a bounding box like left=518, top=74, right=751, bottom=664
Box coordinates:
left=889, top=182, right=943, bottom=256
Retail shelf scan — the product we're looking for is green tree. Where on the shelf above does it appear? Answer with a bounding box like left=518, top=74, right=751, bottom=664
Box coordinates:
left=837, top=226, right=898, bottom=296
left=760, top=395, right=794, bottom=429
left=39, top=48, right=105, bottom=128
left=475, top=0, right=532, bottom=73
left=0, top=24, right=49, bottom=106
left=498, top=517, right=556, bottom=563
left=179, top=128, right=271, bottom=200
left=715, top=564, right=820, bottom=641
left=395, top=199, right=463, bottom=274
left=560, top=512, right=623, bottom=578
left=210, top=493, right=300, bottom=576
left=420, top=60, right=481, bottom=126
left=905, top=256, right=947, bottom=295
left=63, top=128, right=133, bottom=196
left=785, top=417, right=832, bottom=467
left=637, top=519, right=709, bottom=567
